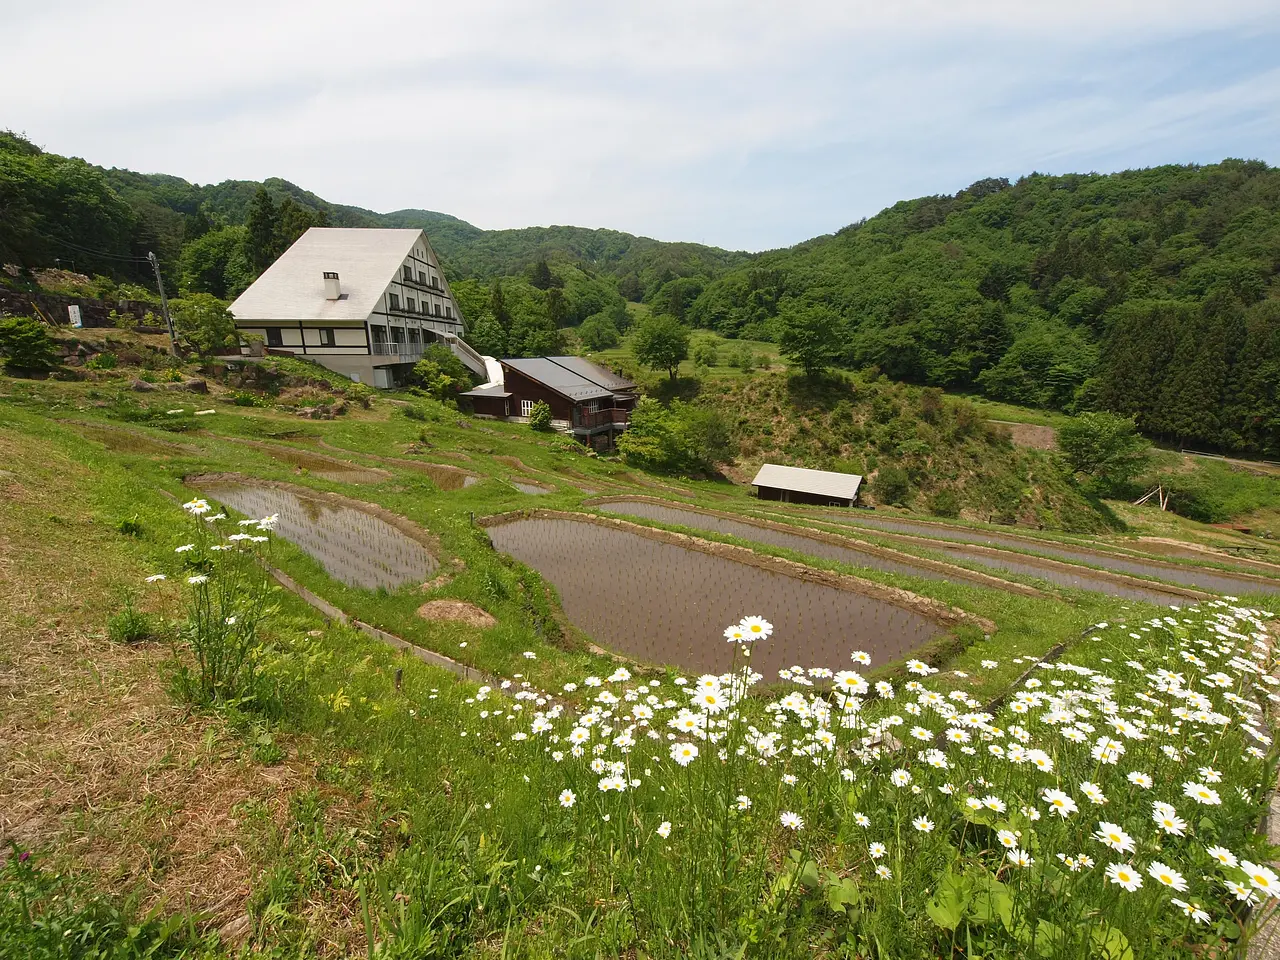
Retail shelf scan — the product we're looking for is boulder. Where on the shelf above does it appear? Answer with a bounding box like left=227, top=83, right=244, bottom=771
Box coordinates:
left=130, top=378, right=157, bottom=392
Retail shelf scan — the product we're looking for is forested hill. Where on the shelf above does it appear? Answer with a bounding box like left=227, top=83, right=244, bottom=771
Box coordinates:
left=4, top=129, right=1280, bottom=454
left=0, top=131, right=750, bottom=297
left=689, top=162, right=1280, bottom=455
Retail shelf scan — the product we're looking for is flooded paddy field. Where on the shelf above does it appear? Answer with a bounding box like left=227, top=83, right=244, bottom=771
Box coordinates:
left=485, top=516, right=946, bottom=676
left=198, top=480, right=437, bottom=589
left=510, top=478, right=554, bottom=495
left=316, top=440, right=480, bottom=490
left=231, top=440, right=392, bottom=484
left=794, top=510, right=1280, bottom=598
left=597, top=499, right=951, bottom=583
left=72, top=421, right=193, bottom=456
left=927, top=546, right=1186, bottom=606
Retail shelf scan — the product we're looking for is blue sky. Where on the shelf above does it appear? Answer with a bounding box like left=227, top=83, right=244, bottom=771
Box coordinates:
left=4, top=0, right=1279, bottom=251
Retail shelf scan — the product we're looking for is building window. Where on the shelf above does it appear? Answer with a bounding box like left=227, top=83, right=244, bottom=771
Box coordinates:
left=391, top=327, right=405, bottom=344
left=434, top=303, right=442, bottom=317
left=265, top=327, right=283, bottom=347
left=371, top=325, right=387, bottom=345
left=317, top=328, right=335, bottom=347
left=521, top=400, right=535, bottom=418
left=445, top=305, right=453, bottom=319
left=388, top=293, right=400, bottom=311
left=406, top=297, right=416, bottom=314
left=418, top=270, right=426, bottom=284
left=402, top=264, right=413, bottom=280
left=408, top=328, right=421, bottom=347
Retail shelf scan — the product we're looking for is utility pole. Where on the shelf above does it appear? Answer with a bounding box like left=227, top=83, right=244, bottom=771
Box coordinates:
left=147, top=251, right=178, bottom=356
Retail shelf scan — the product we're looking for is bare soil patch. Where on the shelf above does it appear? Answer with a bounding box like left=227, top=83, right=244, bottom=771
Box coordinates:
left=416, top=599, right=496, bottom=628
left=987, top=420, right=1057, bottom=450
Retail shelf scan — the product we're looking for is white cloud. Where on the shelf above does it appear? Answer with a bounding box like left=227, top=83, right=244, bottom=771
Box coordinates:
left=3, top=0, right=1278, bottom=248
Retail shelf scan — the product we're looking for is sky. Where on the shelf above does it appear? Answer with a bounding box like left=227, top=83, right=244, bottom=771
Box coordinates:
left=4, top=0, right=1280, bottom=251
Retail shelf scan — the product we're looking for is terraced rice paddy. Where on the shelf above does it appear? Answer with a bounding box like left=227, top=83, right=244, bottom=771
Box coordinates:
left=409, top=462, right=481, bottom=490
left=510, top=479, right=553, bottom=495
left=597, top=499, right=948, bottom=582
left=73, top=422, right=192, bottom=456
left=802, top=510, right=1280, bottom=597
left=247, top=442, right=391, bottom=484
left=485, top=516, right=945, bottom=676
left=197, top=481, right=437, bottom=589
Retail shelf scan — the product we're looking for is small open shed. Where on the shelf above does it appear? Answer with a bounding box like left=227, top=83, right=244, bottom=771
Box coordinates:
left=751, top=463, right=863, bottom=507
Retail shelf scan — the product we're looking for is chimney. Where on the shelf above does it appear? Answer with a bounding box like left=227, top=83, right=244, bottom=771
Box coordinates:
left=323, top=271, right=341, bottom=299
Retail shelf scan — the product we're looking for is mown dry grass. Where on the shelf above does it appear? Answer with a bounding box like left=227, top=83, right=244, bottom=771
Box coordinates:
left=0, top=428, right=352, bottom=944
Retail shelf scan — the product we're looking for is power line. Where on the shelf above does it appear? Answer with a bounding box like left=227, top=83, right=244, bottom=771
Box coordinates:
left=43, top=234, right=150, bottom=263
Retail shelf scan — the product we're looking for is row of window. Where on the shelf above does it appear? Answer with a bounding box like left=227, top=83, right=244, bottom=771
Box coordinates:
left=402, top=263, right=444, bottom=289
left=387, top=292, right=454, bottom=320
left=264, top=327, right=335, bottom=347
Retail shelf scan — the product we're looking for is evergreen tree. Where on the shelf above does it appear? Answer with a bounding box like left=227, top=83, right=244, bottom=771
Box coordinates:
left=245, top=187, right=279, bottom=273
left=530, top=259, right=554, bottom=290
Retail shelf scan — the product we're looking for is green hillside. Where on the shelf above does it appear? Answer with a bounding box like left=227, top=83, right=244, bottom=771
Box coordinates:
left=5, top=131, right=1280, bottom=454
left=689, top=163, right=1280, bottom=455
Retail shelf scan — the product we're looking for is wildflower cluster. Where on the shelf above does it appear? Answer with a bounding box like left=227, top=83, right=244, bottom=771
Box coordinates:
left=147, top=498, right=280, bottom=704
left=450, top=603, right=1280, bottom=955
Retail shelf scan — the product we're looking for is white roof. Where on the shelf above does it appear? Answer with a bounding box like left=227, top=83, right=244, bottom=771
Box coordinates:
left=751, top=463, right=863, bottom=500
left=229, top=227, right=425, bottom=323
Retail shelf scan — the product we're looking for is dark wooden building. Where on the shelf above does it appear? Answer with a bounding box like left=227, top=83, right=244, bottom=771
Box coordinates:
left=462, top=357, right=638, bottom=450
left=752, top=463, right=863, bottom=507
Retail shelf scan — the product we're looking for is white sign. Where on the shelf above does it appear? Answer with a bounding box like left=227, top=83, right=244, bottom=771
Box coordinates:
left=68, top=305, right=82, bottom=328
left=350, top=373, right=361, bottom=383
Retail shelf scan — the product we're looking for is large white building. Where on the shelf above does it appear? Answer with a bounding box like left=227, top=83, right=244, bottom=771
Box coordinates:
left=229, top=227, right=487, bottom=387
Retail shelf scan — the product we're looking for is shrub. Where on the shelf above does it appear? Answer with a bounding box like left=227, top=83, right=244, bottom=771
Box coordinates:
left=528, top=400, right=554, bottom=432
left=616, top=398, right=733, bottom=474
left=107, top=595, right=154, bottom=644
left=871, top=464, right=912, bottom=505
left=170, top=292, right=237, bottom=355
left=410, top=344, right=476, bottom=401
left=0, top=314, right=60, bottom=371
left=692, top=340, right=719, bottom=368
left=85, top=351, right=118, bottom=370
left=927, top=488, right=962, bottom=518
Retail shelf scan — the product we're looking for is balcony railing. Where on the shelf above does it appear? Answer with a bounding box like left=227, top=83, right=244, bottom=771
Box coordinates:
left=371, top=341, right=425, bottom=360
left=575, top=407, right=630, bottom=429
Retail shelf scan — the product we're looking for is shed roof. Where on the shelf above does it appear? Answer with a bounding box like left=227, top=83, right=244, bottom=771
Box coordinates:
left=460, top=383, right=512, bottom=399
left=751, top=464, right=863, bottom=500
left=229, top=227, right=426, bottom=323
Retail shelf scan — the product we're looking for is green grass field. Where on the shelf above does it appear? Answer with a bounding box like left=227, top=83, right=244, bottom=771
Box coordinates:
left=4, top=356, right=1280, bottom=958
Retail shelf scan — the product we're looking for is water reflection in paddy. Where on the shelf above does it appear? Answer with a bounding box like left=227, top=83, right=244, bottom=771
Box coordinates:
left=510, top=479, right=553, bottom=495
left=809, top=511, right=1279, bottom=597
left=199, top=482, right=436, bottom=589
left=486, top=517, right=944, bottom=676
left=598, top=499, right=946, bottom=582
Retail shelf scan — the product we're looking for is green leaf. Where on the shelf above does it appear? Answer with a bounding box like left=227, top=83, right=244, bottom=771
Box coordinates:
left=925, top=869, right=972, bottom=931
left=1091, top=923, right=1134, bottom=960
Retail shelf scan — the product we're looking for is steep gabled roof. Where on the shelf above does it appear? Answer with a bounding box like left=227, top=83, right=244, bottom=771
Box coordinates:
left=751, top=464, right=863, bottom=500
left=229, top=227, right=424, bottom=322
